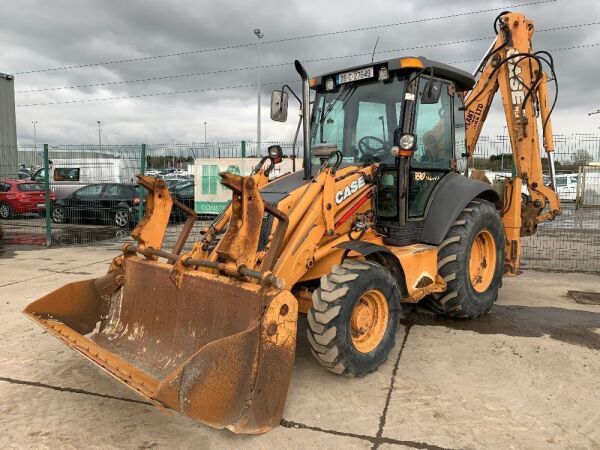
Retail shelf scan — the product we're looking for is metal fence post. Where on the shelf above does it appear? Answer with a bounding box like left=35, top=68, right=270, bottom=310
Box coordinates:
left=241, top=140, right=246, bottom=158
left=138, top=143, right=146, bottom=223
left=43, top=144, right=52, bottom=246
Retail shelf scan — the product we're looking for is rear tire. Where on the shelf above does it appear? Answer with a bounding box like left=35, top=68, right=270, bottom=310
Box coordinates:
left=114, top=209, right=130, bottom=228
left=425, top=199, right=504, bottom=318
left=307, top=260, right=402, bottom=377
left=0, top=203, right=13, bottom=220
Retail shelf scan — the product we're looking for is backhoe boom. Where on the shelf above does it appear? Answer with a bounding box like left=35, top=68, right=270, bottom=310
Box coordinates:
left=462, top=11, right=561, bottom=273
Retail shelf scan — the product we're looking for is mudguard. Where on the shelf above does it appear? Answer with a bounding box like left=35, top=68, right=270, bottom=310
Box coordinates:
left=420, top=172, right=499, bottom=245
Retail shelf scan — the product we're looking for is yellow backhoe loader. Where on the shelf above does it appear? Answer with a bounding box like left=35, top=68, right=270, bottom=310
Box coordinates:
left=25, top=11, right=561, bottom=434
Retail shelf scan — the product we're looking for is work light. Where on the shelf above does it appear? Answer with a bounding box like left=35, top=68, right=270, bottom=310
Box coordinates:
left=399, top=133, right=415, bottom=150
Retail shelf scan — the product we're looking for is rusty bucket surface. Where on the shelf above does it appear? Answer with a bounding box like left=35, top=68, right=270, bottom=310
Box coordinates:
left=23, top=257, right=298, bottom=434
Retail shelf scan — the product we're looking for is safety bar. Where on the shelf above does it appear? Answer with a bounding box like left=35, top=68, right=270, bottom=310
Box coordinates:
left=123, top=244, right=284, bottom=289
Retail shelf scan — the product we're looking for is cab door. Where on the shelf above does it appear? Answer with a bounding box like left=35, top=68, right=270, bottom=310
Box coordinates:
left=407, top=78, right=454, bottom=220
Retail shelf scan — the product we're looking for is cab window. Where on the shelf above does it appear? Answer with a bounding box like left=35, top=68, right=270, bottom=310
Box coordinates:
left=408, top=79, right=452, bottom=218
left=316, top=99, right=345, bottom=148
left=412, top=80, right=452, bottom=169
left=356, top=101, right=388, bottom=144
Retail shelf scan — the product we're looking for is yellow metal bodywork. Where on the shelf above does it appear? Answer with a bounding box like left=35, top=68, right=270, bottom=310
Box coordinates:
left=388, top=244, right=446, bottom=302
left=463, top=12, right=561, bottom=274
left=131, top=176, right=173, bottom=252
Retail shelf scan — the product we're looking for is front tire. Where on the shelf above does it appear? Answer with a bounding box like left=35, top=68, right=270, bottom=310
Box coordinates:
left=425, top=199, right=504, bottom=318
left=0, top=203, right=13, bottom=220
left=307, top=260, right=402, bottom=377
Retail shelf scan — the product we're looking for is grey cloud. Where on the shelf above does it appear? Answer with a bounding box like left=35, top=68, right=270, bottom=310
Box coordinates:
left=1, top=0, right=598, bottom=144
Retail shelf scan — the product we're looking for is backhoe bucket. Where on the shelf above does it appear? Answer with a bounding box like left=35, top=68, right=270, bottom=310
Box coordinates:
left=23, top=257, right=298, bottom=434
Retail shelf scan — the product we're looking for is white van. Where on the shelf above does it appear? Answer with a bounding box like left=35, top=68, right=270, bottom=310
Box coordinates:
left=31, top=158, right=139, bottom=199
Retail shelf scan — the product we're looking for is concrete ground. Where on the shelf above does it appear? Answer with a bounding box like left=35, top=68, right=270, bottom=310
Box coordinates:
left=0, top=245, right=599, bottom=449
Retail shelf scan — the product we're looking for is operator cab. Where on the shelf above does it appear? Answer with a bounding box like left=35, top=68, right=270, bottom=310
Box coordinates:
left=307, top=56, right=475, bottom=246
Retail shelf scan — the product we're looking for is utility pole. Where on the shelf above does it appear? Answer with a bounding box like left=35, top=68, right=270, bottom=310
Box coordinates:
left=502, top=125, right=508, bottom=171
left=97, top=120, right=102, bottom=146
left=254, top=28, right=264, bottom=150
left=32, top=121, right=38, bottom=151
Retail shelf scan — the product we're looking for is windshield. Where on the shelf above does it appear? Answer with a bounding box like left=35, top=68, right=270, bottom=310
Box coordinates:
left=310, top=75, right=406, bottom=164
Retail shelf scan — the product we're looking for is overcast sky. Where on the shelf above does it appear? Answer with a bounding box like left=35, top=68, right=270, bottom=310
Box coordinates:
left=1, top=0, right=599, bottom=145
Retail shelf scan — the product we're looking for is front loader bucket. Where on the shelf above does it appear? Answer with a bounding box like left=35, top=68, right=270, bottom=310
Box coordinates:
left=23, top=257, right=298, bottom=434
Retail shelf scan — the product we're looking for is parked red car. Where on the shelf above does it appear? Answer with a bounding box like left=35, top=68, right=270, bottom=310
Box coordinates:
left=0, top=179, right=55, bottom=219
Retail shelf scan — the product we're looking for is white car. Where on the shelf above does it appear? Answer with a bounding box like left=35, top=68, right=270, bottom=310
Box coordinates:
left=553, top=174, right=578, bottom=202
left=520, top=173, right=578, bottom=202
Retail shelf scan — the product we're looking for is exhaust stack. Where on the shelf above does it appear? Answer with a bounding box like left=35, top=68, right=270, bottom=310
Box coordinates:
left=294, top=60, right=311, bottom=180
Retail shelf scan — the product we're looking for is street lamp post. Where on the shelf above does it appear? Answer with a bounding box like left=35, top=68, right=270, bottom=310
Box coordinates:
left=32, top=121, right=38, bottom=151
left=204, top=121, right=207, bottom=146
left=254, top=28, right=264, bottom=151
left=97, top=121, right=102, bottom=146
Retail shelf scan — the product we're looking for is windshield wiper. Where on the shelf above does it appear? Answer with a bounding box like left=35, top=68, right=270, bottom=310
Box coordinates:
left=319, top=83, right=358, bottom=143
left=320, top=82, right=356, bottom=125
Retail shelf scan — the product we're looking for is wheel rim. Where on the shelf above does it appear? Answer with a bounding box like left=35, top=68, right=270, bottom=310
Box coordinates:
left=115, top=210, right=128, bottom=227
left=52, top=207, right=64, bottom=222
left=0, top=204, right=9, bottom=219
left=469, top=229, right=496, bottom=293
left=350, top=289, right=389, bottom=353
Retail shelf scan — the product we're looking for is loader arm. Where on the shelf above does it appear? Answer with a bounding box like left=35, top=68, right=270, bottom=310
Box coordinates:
left=462, top=11, right=561, bottom=274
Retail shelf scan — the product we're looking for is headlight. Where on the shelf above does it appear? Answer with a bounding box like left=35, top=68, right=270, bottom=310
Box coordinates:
left=399, top=134, right=415, bottom=150
left=325, top=78, right=335, bottom=90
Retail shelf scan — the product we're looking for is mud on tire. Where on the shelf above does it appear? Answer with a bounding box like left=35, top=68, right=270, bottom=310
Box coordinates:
left=425, top=199, right=504, bottom=319
left=307, top=260, right=402, bottom=377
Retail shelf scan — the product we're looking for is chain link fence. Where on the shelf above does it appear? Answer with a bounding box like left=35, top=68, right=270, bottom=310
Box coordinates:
left=1, top=136, right=599, bottom=272
left=467, top=134, right=600, bottom=272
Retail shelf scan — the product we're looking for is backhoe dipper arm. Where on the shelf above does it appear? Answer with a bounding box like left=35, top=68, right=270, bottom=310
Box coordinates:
left=462, top=11, right=561, bottom=274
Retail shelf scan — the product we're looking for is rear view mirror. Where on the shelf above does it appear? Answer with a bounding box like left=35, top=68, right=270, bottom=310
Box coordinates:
left=421, top=80, right=442, bottom=104
left=270, top=90, right=289, bottom=122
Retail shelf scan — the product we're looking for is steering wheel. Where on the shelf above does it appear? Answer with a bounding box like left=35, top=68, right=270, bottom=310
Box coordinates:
left=358, top=136, right=387, bottom=161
